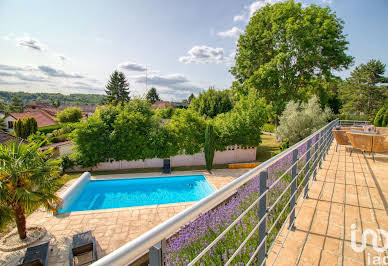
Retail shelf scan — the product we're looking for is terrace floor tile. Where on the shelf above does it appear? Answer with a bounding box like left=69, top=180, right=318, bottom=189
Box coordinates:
left=268, top=142, right=388, bottom=266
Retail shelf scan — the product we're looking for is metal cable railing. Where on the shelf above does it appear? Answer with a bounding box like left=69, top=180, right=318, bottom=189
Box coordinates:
left=91, top=119, right=339, bottom=266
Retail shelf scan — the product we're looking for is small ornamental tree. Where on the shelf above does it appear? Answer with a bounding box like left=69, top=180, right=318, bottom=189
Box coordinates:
left=146, top=87, right=161, bottom=104
left=204, top=123, right=216, bottom=172
left=57, top=107, right=83, bottom=123
left=14, top=117, right=38, bottom=139
left=0, top=141, right=61, bottom=239
left=276, top=96, right=333, bottom=144
left=374, top=106, right=388, bottom=127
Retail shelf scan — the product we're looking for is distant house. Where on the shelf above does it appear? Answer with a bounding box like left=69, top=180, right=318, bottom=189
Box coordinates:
left=0, top=131, right=27, bottom=145
left=151, top=101, right=175, bottom=110
left=4, top=109, right=58, bottom=132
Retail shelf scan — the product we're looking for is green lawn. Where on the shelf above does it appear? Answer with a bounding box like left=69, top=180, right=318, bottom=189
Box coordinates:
left=256, top=134, right=281, bottom=162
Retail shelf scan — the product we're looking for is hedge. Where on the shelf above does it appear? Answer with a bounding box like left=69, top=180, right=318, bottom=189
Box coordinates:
left=38, top=124, right=63, bottom=134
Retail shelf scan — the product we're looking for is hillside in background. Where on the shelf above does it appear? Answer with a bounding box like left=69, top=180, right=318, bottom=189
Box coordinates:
left=0, top=91, right=105, bottom=105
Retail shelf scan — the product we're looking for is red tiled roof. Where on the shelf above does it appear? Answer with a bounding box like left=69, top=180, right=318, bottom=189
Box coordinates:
left=8, top=110, right=58, bottom=128
left=0, top=131, right=27, bottom=144
left=151, top=101, right=175, bottom=110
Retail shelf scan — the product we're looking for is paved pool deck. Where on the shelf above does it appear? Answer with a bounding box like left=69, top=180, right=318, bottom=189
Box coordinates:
left=0, top=168, right=250, bottom=266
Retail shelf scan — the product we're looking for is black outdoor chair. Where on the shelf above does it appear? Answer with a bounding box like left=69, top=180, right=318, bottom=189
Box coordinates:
left=69, top=231, right=98, bottom=266
left=162, top=159, right=171, bottom=174
left=18, top=242, right=50, bottom=266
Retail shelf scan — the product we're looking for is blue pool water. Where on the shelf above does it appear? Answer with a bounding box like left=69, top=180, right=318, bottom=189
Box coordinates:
left=58, top=175, right=214, bottom=213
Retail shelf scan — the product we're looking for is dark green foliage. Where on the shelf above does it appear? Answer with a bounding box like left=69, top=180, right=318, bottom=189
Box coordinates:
left=14, top=117, right=38, bottom=139
left=279, top=138, right=290, bottom=152
left=231, top=0, right=353, bottom=118
left=204, top=124, right=216, bottom=171
left=105, top=71, right=130, bottom=105
left=189, top=87, right=233, bottom=118
left=155, top=107, right=174, bottom=119
left=9, top=96, right=24, bottom=113
left=187, top=93, right=195, bottom=104
left=0, top=91, right=105, bottom=105
left=57, top=107, right=83, bottom=123
left=374, top=106, right=388, bottom=127
left=0, top=101, right=8, bottom=114
left=60, top=154, right=76, bottom=173
left=340, top=60, right=388, bottom=120
left=146, top=87, right=161, bottom=104
left=38, top=124, right=63, bottom=134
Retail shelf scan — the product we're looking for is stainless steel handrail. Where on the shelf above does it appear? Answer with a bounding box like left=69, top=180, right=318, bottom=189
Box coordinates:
left=91, top=119, right=339, bottom=266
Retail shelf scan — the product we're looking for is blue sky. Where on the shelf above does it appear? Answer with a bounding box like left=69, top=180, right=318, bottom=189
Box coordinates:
left=0, top=0, right=387, bottom=100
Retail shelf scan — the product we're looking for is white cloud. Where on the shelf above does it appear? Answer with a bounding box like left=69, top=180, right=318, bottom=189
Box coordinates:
left=233, top=15, right=245, bottom=22
left=57, top=54, right=68, bottom=61
left=218, top=27, right=243, bottom=38
left=234, top=0, right=283, bottom=22
left=17, top=36, right=45, bottom=51
left=179, top=45, right=225, bottom=64
left=38, top=65, right=83, bottom=78
left=118, top=61, right=147, bottom=72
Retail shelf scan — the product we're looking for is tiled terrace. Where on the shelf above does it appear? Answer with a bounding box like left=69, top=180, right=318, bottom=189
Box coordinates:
left=268, top=142, right=388, bottom=265
left=0, top=169, right=249, bottom=266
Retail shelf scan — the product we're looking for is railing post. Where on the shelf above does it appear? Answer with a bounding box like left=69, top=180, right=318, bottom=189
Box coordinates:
left=149, top=239, right=166, bottom=266
left=304, top=139, right=312, bottom=199
left=319, top=129, right=324, bottom=169
left=313, top=133, right=319, bottom=181
left=289, top=149, right=298, bottom=230
left=258, top=170, right=268, bottom=266
left=323, top=126, right=328, bottom=161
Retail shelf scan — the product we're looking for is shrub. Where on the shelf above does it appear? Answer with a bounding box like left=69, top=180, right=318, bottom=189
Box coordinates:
left=276, top=96, right=332, bottom=144
left=27, top=131, right=51, bottom=146
left=57, top=107, right=83, bottom=123
left=204, top=124, right=216, bottom=171
left=262, top=123, right=275, bottom=133
left=155, top=106, right=174, bottom=119
left=374, top=106, right=388, bottom=127
left=38, top=124, right=63, bottom=134
left=60, top=154, right=76, bottom=173
left=14, top=117, right=38, bottom=139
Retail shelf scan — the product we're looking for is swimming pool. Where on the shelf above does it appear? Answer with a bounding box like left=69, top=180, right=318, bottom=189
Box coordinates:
left=58, top=175, right=214, bottom=213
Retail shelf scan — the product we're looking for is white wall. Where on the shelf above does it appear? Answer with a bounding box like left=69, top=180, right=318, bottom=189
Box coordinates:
left=68, top=146, right=257, bottom=172
left=3, top=116, right=15, bottom=132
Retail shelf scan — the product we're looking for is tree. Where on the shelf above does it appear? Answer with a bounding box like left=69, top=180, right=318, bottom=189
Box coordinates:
left=275, top=96, right=332, bottom=144
left=167, top=109, right=206, bottom=155
left=374, top=105, right=388, bottom=127
left=105, top=70, right=130, bottom=105
left=146, top=87, right=161, bottom=104
left=0, top=100, right=8, bottom=114
left=9, top=96, right=24, bottom=113
left=57, top=107, right=83, bottom=123
left=155, top=106, right=174, bottom=119
left=340, top=60, right=388, bottom=120
left=230, top=0, right=353, bottom=122
left=214, top=90, right=268, bottom=148
left=14, top=117, right=38, bottom=139
left=0, top=141, right=61, bottom=239
left=187, top=93, right=195, bottom=104
left=189, top=87, right=233, bottom=118
left=204, top=124, right=216, bottom=172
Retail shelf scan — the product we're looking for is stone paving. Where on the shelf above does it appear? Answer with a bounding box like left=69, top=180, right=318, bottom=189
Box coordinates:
left=0, top=169, right=249, bottom=266
left=268, top=142, right=388, bottom=266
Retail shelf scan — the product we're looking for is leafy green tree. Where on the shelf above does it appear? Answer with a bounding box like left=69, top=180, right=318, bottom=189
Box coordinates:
left=9, top=96, right=24, bottom=113
left=105, top=70, right=130, bottom=105
left=340, top=59, right=388, bottom=120
left=204, top=124, right=216, bottom=172
left=374, top=105, right=388, bottom=127
left=189, top=87, right=233, bottom=118
left=231, top=0, right=353, bottom=122
left=146, top=87, right=161, bottom=104
left=0, top=100, right=8, bottom=114
left=214, top=91, right=268, bottom=148
left=167, top=109, right=206, bottom=154
left=276, top=96, right=332, bottom=144
left=0, top=141, right=61, bottom=239
left=155, top=106, right=174, bottom=119
left=57, top=107, right=83, bottom=123
left=14, top=117, right=38, bottom=139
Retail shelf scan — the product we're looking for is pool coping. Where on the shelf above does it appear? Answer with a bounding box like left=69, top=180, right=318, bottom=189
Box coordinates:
left=57, top=172, right=216, bottom=216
